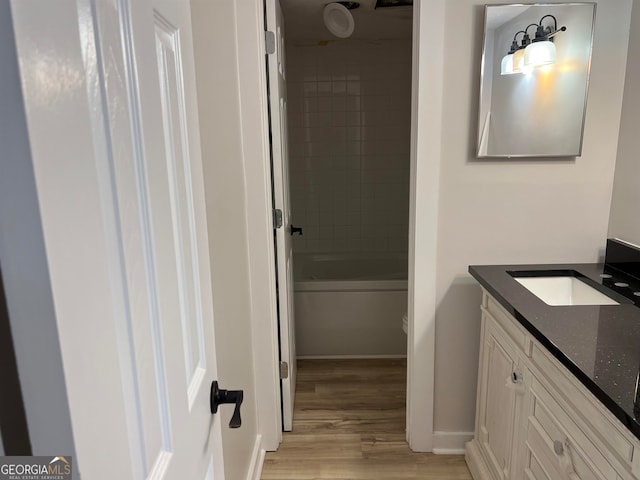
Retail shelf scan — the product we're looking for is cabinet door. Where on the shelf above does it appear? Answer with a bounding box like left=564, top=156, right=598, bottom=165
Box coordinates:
left=522, top=448, right=557, bottom=480
left=477, top=314, right=523, bottom=480
left=518, top=373, right=616, bottom=480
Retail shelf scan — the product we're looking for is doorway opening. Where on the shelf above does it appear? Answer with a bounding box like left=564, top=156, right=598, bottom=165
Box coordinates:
left=277, top=0, right=413, bottom=434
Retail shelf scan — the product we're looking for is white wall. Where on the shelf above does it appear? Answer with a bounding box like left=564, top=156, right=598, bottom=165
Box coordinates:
left=0, top=0, right=75, bottom=459
left=191, top=2, right=260, bottom=478
left=609, top=0, right=640, bottom=246
left=419, top=0, right=632, bottom=444
left=286, top=39, right=412, bottom=255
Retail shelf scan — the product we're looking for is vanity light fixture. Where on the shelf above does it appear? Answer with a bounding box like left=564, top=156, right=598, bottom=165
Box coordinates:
left=501, top=28, right=533, bottom=74
left=524, top=15, right=567, bottom=68
left=500, top=14, right=567, bottom=75
left=500, top=31, right=526, bottom=75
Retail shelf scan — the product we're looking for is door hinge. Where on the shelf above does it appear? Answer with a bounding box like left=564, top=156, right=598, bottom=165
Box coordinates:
left=280, top=361, right=289, bottom=379
left=273, top=208, right=283, bottom=229
left=265, top=30, right=276, bottom=55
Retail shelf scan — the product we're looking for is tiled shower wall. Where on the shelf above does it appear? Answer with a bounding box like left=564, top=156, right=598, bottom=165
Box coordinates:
left=285, top=39, right=412, bottom=255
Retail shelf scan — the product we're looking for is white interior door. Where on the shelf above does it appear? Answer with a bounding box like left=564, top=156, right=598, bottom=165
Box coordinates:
left=266, top=0, right=297, bottom=431
left=11, top=0, right=228, bottom=478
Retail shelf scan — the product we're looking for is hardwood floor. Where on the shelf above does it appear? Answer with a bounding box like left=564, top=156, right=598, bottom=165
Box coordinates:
left=261, top=359, right=472, bottom=480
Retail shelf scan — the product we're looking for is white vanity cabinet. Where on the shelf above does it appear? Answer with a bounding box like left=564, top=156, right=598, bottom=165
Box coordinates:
left=466, top=290, right=640, bottom=480
left=473, top=302, right=524, bottom=479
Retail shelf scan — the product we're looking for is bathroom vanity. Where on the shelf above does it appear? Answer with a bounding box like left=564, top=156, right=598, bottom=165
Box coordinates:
left=466, top=243, right=640, bottom=480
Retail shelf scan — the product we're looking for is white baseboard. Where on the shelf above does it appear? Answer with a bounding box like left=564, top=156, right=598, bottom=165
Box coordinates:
left=246, top=434, right=265, bottom=480
left=431, top=431, right=474, bottom=455
left=297, top=354, right=407, bottom=360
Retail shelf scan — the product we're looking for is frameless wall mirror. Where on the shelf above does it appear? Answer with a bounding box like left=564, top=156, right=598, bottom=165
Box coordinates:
left=477, top=3, right=596, bottom=158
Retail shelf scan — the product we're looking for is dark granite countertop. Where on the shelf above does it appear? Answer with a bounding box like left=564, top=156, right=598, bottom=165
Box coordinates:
left=469, top=263, right=640, bottom=441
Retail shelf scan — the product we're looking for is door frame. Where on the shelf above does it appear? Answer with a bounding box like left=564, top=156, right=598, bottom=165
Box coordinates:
left=238, top=0, right=443, bottom=452
left=406, top=0, right=444, bottom=452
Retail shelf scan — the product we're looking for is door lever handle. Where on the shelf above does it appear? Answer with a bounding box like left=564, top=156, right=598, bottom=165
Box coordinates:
left=290, top=225, right=303, bottom=236
left=210, top=381, right=244, bottom=428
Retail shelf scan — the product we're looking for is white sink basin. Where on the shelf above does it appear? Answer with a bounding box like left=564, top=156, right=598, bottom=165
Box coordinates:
left=514, top=276, right=619, bottom=306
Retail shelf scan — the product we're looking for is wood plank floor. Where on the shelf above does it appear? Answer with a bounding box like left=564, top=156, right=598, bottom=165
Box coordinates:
left=261, top=359, right=472, bottom=480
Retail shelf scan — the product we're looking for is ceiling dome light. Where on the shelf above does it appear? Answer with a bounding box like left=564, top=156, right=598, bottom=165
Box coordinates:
left=323, top=3, right=355, bottom=38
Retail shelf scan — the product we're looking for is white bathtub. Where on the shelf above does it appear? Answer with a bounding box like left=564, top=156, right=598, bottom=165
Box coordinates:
left=294, top=253, right=408, bottom=357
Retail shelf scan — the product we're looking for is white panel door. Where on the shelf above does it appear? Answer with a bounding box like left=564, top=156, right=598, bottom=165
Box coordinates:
left=10, top=0, right=228, bottom=478
left=266, top=0, right=297, bottom=432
